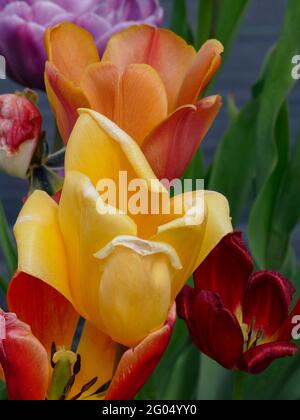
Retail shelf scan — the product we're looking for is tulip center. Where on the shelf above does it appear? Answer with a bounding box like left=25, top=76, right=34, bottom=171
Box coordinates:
left=47, top=343, right=110, bottom=400
left=242, top=320, right=265, bottom=352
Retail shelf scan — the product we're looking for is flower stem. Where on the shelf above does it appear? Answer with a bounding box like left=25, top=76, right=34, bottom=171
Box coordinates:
left=232, top=371, right=245, bottom=400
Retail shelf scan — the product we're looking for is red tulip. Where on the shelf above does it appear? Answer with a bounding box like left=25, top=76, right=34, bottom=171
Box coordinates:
left=177, top=232, right=300, bottom=374
left=0, top=94, right=42, bottom=178
left=0, top=308, right=49, bottom=400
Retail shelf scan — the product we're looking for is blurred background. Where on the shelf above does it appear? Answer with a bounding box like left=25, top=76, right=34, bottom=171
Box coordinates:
left=1, top=0, right=299, bottom=271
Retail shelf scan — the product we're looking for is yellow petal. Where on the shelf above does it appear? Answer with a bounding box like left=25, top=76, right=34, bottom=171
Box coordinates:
left=70, top=321, right=116, bottom=399
left=65, top=109, right=161, bottom=188
left=197, top=191, right=233, bottom=266
left=81, top=63, right=168, bottom=145
left=45, top=22, right=100, bottom=85
left=65, top=109, right=166, bottom=233
left=58, top=170, right=137, bottom=325
left=14, top=191, right=71, bottom=302
left=102, top=25, right=196, bottom=112
left=94, top=237, right=181, bottom=347
left=152, top=191, right=232, bottom=299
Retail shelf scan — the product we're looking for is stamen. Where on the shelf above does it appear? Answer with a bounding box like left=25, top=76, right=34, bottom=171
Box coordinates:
left=73, top=354, right=81, bottom=375
left=70, top=377, right=98, bottom=400
left=93, top=380, right=111, bottom=395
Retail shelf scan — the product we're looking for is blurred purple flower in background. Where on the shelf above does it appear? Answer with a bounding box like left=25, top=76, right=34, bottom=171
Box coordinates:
left=0, top=0, right=163, bottom=90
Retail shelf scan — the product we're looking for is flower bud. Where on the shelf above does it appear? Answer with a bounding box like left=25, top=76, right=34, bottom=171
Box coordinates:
left=0, top=94, right=42, bottom=179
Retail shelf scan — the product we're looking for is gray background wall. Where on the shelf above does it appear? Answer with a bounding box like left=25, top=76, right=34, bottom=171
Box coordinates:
left=1, top=0, right=299, bottom=277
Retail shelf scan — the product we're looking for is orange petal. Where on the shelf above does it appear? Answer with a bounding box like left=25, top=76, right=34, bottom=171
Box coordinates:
left=70, top=321, right=116, bottom=398
left=119, top=64, right=168, bottom=144
left=0, top=364, right=4, bottom=381
left=102, top=25, right=196, bottom=112
left=142, top=95, right=222, bottom=180
left=45, top=62, right=90, bottom=143
left=81, top=62, right=168, bottom=144
left=7, top=272, right=79, bottom=356
left=45, top=22, right=100, bottom=85
left=177, top=40, right=224, bottom=107
left=0, top=309, right=49, bottom=400
left=105, top=304, right=176, bottom=400
left=80, top=62, right=119, bottom=122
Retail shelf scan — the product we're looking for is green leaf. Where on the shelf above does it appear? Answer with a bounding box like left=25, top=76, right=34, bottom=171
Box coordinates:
left=271, top=129, right=300, bottom=245
left=0, top=274, right=7, bottom=293
left=226, top=95, right=239, bottom=123
left=0, top=381, right=7, bottom=400
left=197, top=354, right=233, bottom=400
left=255, top=0, right=300, bottom=187
left=0, top=201, right=17, bottom=278
left=208, top=100, right=257, bottom=225
left=164, top=344, right=200, bottom=400
left=196, top=0, right=213, bottom=48
left=249, top=102, right=290, bottom=269
left=213, top=0, right=250, bottom=61
left=183, top=149, right=205, bottom=183
left=171, top=0, right=194, bottom=44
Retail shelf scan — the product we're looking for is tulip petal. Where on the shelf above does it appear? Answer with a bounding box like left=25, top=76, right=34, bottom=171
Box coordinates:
left=70, top=321, right=116, bottom=399
left=105, top=304, right=176, bottom=400
left=194, top=232, right=253, bottom=317
left=45, top=22, right=99, bottom=85
left=102, top=25, right=196, bottom=111
left=80, top=62, right=119, bottom=123
left=243, top=271, right=295, bottom=338
left=153, top=191, right=233, bottom=299
left=7, top=272, right=79, bottom=355
left=0, top=309, right=49, bottom=400
left=142, top=96, right=222, bottom=180
left=118, top=64, right=168, bottom=144
left=45, top=62, right=90, bottom=143
left=65, top=109, right=164, bottom=194
left=94, top=237, right=180, bottom=347
left=81, top=62, right=168, bottom=145
left=58, top=170, right=137, bottom=324
left=240, top=342, right=297, bottom=374
left=178, top=290, right=243, bottom=370
left=177, top=39, right=224, bottom=107
left=65, top=109, right=171, bottom=243
left=14, top=190, right=72, bottom=302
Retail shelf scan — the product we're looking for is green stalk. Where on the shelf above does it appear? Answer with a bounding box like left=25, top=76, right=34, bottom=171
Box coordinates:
left=232, top=371, right=245, bottom=400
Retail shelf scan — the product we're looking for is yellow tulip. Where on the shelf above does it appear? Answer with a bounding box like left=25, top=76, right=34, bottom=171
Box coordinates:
left=14, top=109, right=232, bottom=347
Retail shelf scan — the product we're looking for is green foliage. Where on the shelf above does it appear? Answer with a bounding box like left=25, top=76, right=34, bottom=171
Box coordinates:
left=0, top=381, right=7, bottom=401
left=167, top=0, right=300, bottom=402
left=249, top=0, right=300, bottom=268
left=0, top=201, right=17, bottom=284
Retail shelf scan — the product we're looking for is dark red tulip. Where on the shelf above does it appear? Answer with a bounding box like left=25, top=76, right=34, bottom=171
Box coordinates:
left=177, top=232, right=300, bottom=374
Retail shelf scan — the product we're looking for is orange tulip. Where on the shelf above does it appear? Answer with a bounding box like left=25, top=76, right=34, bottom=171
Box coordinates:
left=0, top=272, right=175, bottom=400
left=45, top=23, right=223, bottom=180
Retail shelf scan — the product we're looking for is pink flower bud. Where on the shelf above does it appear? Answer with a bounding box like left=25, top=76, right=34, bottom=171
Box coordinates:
left=0, top=94, right=42, bottom=178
